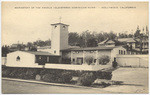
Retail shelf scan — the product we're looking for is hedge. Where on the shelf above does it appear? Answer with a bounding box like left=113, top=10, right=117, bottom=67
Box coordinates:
left=2, top=67, right=112, bottom=84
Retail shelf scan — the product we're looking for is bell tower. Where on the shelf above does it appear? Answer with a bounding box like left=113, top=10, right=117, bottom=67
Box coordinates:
left=51, top=22, right=69, bottom=55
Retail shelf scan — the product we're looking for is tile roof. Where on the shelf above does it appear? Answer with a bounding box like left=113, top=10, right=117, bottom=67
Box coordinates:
left=51, top=23, right=69, bottom=26
left=106, top=40, right=115, bottom=44
left=24, top=51, right=60, bottom=56
left=37, top=46, right=51, bottom=49
left=98, top=38, right=109, bottom=45
left=61, top=46, right=122, bottom=51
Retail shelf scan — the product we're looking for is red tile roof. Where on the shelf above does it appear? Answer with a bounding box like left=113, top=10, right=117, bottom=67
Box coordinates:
left=51, top=23, right=69, bottom=26
left=24, top=51, right=60, bottom=56
left=61, top=46, right=122, bottom=51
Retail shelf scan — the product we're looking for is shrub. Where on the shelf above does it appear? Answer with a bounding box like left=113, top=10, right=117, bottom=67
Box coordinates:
left=96, top=71, right=112, bottom=80
left=24, top=69, right=38, bottom=79
left=16, top=68, right=27, bottom=79
left=2, top=68, right=12, bottom=77
left=41, top=74, right=57, bottom=82
left=58, top=71, right=72, bottom=83
left=84, top=56, right=94, bottom=65
left=62, top=57, right=71, bottom=64
left=98, top=55, right=110, bottom=65
left=77, top=72, right=96, bottom=86
left=8, top=69, right=18, bottom=78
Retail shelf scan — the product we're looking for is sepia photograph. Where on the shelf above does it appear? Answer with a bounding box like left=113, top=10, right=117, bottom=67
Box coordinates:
left=1, top=1, right=149, bottom=94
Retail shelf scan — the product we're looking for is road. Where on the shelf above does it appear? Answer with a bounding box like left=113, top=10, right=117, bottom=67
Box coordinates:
left=2, top=79, right=113, bottom=94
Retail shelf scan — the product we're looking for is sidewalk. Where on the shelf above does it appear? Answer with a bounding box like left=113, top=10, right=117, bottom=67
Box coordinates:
left=2, top=77, right=91, bottom=89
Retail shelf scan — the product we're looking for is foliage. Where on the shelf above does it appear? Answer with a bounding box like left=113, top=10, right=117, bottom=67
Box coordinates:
left=2, top=45, right=10, bottom=57
left=41, top=74, right=57, bottom=82
left=77, top=72, right=96, bottom=86
left=84, top=56, right=94, bottom=65
left=2, top=67, right=113, bottom=85
left=41, top=71, right=72, bottom=83
left=68, top=30, right=135, bottom=47
left=58, top=71, right=72, bottom=83
left=24, top=69, right=39, bottom=79
left=98, top=55, right=110, bottom=65
left=96, top=71, right=112, bottom=80
left=61, top=57, right=71, bottom=64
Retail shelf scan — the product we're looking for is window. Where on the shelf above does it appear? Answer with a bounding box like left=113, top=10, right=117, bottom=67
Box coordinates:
left=121, top=50, right=123, bottom=54
left=54, top=50, right=56, bottom=54
left=73, top=59, right=75, bottom=62
left=119, top=50, right=121, bottom=54
left=124, top=51, right=126, bottom=55
left=16, top=56, right=20, bottom=61
left=63, top=26, right=66, bottom=29
left=94, top=59, right=97, bottom=63
left=54, top=25, right=57, bottom=28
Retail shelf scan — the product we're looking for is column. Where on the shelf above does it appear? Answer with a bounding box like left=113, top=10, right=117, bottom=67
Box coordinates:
left=96, top=50, right=99, bottom=65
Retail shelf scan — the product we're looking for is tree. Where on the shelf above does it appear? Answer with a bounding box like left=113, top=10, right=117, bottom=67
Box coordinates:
left=134, top=26, right=141, bottom=37
left=68, top=32, right=80, bottom=46
left=2, top=45, right=10, bottom=57
left=87, top=38, right=98, bottom=47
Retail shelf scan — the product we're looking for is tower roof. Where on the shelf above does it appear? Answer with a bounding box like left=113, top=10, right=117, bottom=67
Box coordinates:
left=51, top=23, right=69, bottom=26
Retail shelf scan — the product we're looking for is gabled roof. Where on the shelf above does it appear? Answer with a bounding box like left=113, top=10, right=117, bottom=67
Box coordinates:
left=37, top=46, right=51, bottom=49
left=24, top=51, right=60, bottom=56
left=98, top=38, right=109, bottom=45
left=106, top=40, right=115, bottom=44
left=51, top=23, right=69, bottom=26
left=118, top=38, right=136, bottom=43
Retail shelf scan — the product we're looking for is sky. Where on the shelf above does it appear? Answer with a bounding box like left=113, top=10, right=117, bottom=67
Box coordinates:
left=2, top=2, right=149, bottom=45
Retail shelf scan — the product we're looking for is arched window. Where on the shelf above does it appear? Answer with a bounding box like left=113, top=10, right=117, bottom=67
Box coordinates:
left=16, top=56, right=20, bottom=61
left=63, top=26, right=66, bottom=29
left=54, top=25, right=57, bottom=28
left=124, top=51, right=126, bottom=55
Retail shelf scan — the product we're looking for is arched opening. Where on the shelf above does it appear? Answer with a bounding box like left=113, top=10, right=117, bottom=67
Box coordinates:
left=16, top=56, right=20, bottom=61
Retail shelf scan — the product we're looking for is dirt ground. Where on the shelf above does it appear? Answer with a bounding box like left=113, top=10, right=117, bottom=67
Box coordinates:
left=103, top=67, right=149, bottom=94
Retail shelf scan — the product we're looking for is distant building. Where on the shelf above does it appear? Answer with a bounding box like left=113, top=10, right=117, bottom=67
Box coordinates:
left=98, top=35, right=148, bottom=54
left=9, top=43, right=26, bottom=51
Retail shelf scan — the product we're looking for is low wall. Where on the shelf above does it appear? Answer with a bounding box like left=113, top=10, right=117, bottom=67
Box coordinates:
left=116, top=55, right=149, bottom=67
left=45, top=64, right=111, bottom=71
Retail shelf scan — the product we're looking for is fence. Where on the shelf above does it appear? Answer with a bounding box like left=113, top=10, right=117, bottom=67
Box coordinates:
left=116, top=55, right=149, bottom=68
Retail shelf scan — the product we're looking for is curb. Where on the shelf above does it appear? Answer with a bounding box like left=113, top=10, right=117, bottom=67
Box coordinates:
left=2, top=77, right=102, bottom=90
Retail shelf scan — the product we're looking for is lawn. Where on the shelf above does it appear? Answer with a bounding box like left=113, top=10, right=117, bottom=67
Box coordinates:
left=103, top=67, right=149, bottom=93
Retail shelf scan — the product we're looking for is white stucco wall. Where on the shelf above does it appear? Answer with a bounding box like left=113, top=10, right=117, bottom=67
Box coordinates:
left=116, top=54, right=148, bottom=67
left=51, top=25, right=61, bottom=55
left=6, top=51, right=41, bottom=68
left=51, top=24, right=69, bottom=55
left=111, top=46, right=127, bottom=61
left=45, top=63, right=111, bottom=71
left=60, top=25, right=69, bottom=50
left=71, top=50, right=112, bottom=65
left=37, top=48, right=52, bottom=53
